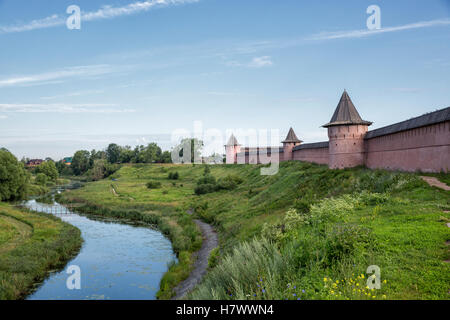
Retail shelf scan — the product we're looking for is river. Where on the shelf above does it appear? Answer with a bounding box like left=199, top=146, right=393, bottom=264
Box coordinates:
left=23, top=184, right=176, bottom=300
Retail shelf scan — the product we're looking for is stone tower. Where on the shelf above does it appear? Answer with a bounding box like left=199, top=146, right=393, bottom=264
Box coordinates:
left=323, top=90, right=372, bottom=169
left=282, top=127, right=302, bottom=161
left=225, top=134, right=241, bottom=164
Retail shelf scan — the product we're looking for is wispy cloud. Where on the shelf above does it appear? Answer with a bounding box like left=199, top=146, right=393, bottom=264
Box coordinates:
left=40, top=90, right=105, bottom=100
left=0, top=0, right=199, bottom=34
left=0, top=64, right=120, bottom=87
left=227, top=56, right=273, bottom=68
left=306, top=18, right=450, bottom=41
left=0, top=103, right=135, bottom=114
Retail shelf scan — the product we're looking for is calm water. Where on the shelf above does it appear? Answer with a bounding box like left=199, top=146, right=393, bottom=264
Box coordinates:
left=23, top=189, right=176, bottom=300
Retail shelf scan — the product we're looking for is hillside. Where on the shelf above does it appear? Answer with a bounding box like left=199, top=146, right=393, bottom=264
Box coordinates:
left=59, top=162, right=450, bottom=299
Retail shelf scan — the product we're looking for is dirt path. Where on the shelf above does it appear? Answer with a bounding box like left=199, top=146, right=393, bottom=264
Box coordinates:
left=0, top=214, right=33, bottom=254
left=172, top=211, right=218, bottom=300
left=420, top=176, right=450, bottom=191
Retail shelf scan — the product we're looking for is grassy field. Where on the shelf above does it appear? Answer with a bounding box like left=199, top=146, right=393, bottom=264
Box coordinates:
left=59, top=162, right=449, bottom=299
left=0, top=202, right=82, bottom=299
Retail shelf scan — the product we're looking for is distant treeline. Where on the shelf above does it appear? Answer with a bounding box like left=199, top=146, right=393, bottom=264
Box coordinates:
left=59, top=142, right=172, bottom=179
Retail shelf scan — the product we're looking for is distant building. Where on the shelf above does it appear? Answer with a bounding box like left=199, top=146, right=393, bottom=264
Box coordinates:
left=62, top=157, right=72, bottom=166
left=226, top=90, right=450, bottom=173
left=26, top=159, right=44, bottom=167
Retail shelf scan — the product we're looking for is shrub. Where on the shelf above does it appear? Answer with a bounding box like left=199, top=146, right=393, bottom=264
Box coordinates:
left=35, top=173, right=48, bottom=186
left=146, top=180, right=162, bottom=189
left=325, top=223, right=373, bottom=263
left=217, top=174, right=244, bottom=190
left=168, top=171, right=179, bottom=180
left=197, top=174, right=216, bottom=185
left=194, top=183, right=217, bottom=195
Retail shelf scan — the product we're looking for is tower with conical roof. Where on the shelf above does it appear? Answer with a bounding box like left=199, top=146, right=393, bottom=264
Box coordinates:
left=225, top=134, right=241, bottom=164
left=282, top=127, right=302, bottom=161
left=323, top=90, right=372, bottom=169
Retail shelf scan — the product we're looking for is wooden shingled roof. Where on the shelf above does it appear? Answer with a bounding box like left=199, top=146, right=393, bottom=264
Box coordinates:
left=323, top=90, right=372, bottom=127
left=282, top=127, right=302, bottom=143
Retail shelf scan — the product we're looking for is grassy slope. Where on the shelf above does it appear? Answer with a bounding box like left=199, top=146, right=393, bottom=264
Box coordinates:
left=0, top=202, right=82, bottom=299
left=59, top=162, right=450, bottom=299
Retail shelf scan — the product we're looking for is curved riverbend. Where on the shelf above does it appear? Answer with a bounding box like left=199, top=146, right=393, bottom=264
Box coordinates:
left=24, top=188, right=176, bottom=300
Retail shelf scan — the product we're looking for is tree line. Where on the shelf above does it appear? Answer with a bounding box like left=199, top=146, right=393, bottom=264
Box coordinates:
left=67, top=142, right=172, bottom=178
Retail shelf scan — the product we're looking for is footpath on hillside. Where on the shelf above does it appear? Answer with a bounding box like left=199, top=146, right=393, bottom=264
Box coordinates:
left=172, top=210, right=218, bottom=299
left=420, top=176, right=450, bottom=191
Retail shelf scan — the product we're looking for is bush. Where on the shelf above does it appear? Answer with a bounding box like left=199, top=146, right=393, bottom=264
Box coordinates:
left=168, top=171, right=179, bottom=180
left=146, top=180, right=162, bottom=189
left=194, top=183, right=217, bottom=195
left=325, top=223, right=373, bottom=263
left=217, top=174, right=244, bottom=190
left=197, top=174, right=216, bottom=185
left=35, top=173, right=48, bottom=186
left=35, top=161, right=58, bottom=182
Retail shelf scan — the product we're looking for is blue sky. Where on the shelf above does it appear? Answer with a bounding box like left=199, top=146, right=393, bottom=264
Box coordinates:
left=0, top=0, right=449, bottom=159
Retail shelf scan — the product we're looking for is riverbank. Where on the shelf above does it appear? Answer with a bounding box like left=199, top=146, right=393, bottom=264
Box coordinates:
left=0, top=202, right=82, bottom=299
left=59, top=162, right=450, bottom=299
left=58, top=165, right=204, bottom=299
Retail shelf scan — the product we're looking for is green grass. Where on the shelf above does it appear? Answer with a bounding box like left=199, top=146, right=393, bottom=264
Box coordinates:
left=58, top=162, right=450, bottom=300
left=0, top=202, right=82, bottom=299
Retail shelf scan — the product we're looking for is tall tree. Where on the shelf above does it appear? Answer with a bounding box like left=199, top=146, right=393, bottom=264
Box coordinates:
left=71, top=150, right=91, bottom=175
left=0, top=148, right=29, bottom=201
left=36, top=160, right=59, bottom=182
left=106, top=143, right=121, bottom=164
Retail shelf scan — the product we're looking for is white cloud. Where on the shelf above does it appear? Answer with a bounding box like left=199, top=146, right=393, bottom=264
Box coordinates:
left=40, top=90, right=105, bottom=100
left=227, top=56, right=273, bottom=68
left=249, top=56, right=273, bottom=68
left=306, top=18, right=450, bottom=41
left=0, top=0, right=199, bottom=34
left=0, top=103, right=135, bottom=114
left=0, top=65, right=118, bottom=87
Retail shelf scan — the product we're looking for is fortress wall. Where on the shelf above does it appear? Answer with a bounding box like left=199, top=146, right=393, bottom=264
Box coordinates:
left=292, top=146, right=329, bottom=165
left=364, top=121, right=450, bottom=172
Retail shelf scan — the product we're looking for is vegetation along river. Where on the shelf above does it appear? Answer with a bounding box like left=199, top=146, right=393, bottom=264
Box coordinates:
left=23, top=184, right=176, bottom=300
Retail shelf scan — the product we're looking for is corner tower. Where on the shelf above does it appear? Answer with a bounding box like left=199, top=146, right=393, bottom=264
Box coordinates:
left=225, top=134, right=241, bottom=164
left=282, top=127, right=302, bottom=161
left=323, top=90, right=372, bottom=169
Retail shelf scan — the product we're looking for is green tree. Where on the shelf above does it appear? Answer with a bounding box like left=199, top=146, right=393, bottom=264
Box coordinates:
left=119, top=146, right=134, bottom=163
left=71, top=150, right=91, bottom=175
left=160, top=151, right=172, bottom=163
left=106, top=143, right=121, bottom=164
left=0, top=148, right=29, bottom=201
left=142, top=143, right=162, bottom=163
left=36, top=160, right=58, bottom=182
left=35, top=173, right=48, bottom=186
